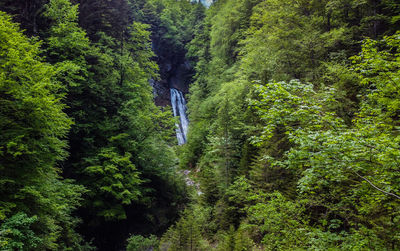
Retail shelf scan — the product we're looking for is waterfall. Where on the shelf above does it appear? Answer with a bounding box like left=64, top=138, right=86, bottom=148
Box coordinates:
left=191, top=0, right=213, bottom=7
left=170, top=88, right=189, bottom=145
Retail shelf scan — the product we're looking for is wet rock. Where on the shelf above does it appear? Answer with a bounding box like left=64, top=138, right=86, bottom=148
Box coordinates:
left=151, top=79, right=171, bottom=107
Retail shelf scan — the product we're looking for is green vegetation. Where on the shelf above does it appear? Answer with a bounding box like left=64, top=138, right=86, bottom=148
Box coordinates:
left=0, top=0, right=191, bottom=249
left=0, top=0, right=399, bottom=250
left=163, top=0, right=400, bottom=250
left=127, top=234, right=159, bottom=251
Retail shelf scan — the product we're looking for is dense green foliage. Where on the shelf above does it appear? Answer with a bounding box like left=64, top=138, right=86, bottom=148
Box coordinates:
left=126, top=234, right=159, bottom=251
left=0, top=11, right=88, bottom=250
left=0, top=0, right=195, bottom=249
left=1, top=0, right=400, bottom=250
left=160, top=0, right=400, bottom=250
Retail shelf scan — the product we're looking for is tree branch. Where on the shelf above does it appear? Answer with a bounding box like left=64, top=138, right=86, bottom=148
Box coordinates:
left=354, top=172, right=400, bottom=200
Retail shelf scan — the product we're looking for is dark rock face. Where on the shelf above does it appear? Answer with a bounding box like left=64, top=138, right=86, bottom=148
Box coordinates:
left=152, top=55, right=193, bottom=107
left=169, top=60, right=192, bottom=93
left=151, top=79, right=171, bottom=107
left=150, top=27, right=195, bottom=106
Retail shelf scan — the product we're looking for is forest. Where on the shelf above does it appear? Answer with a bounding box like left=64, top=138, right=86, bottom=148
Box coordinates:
left=0, top=0, right=399, bottom=250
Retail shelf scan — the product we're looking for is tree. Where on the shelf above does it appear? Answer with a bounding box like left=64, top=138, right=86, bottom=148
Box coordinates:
left=0, top=11, right=88, bottom=250
left=249, top=39, right=400, bottom=247
left=0, top=0, right=47, bottom=35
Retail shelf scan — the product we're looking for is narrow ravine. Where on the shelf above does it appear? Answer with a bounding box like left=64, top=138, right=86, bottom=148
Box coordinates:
left=2, top=0, right=400, bottom=250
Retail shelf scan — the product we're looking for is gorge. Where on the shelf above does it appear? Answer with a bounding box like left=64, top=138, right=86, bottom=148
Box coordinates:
left=0, top=0, right=400, bottom=250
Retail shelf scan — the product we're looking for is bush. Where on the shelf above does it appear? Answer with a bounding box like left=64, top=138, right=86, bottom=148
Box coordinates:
left=127, top=235, right=159, bottom=251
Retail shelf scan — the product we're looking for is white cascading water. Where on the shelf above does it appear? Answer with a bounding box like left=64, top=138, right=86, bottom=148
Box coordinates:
left=191, top=0, right=213, bottom=7
left=170, top=88, right=189, bottom=145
